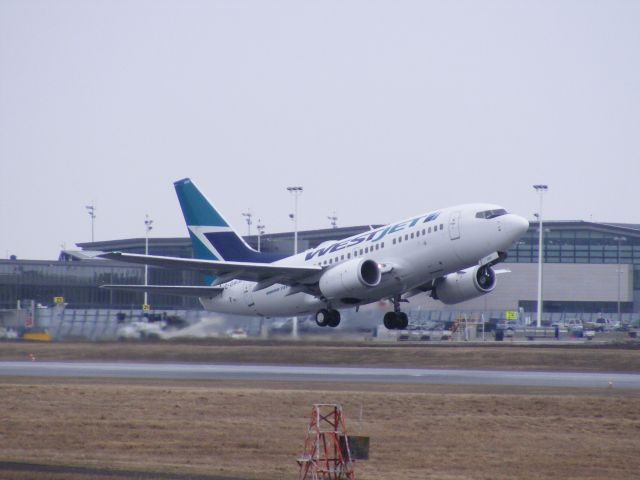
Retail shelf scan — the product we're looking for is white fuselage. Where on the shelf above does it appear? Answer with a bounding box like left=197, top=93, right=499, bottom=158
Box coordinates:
left=200, top=203, right=528, bottom=317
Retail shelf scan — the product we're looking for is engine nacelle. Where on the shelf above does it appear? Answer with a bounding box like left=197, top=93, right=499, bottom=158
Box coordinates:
left=318, top=258, right=381, bottom=302
left=433, top=265, right=496, bottom=305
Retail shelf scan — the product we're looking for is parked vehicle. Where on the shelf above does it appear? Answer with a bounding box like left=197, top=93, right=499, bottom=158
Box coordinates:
left=588, top=317, right=613, bottom=333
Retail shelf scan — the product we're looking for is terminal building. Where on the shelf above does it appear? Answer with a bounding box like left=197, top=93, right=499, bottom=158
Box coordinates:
left=1, top=220, right=639, bottom=322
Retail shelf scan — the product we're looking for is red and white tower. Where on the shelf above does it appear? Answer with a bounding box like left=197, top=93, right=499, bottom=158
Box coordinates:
left=297, top=403, right=356, bottom=480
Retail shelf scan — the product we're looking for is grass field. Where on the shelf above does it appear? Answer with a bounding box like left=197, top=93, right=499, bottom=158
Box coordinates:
left=1, top=341, right=640, bottom=479
left=1, top=340, right=639, bottom=372
left=1, top=379, right=640, bottom=480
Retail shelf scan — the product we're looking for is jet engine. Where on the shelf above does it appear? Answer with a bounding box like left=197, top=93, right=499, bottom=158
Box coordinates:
left=433, top=265, right=496, bottom=305
left=318, top=258, right=381, bottom=303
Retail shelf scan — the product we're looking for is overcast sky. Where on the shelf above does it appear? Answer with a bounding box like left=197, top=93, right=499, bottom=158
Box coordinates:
left=1, top=0, right=639, bottom=260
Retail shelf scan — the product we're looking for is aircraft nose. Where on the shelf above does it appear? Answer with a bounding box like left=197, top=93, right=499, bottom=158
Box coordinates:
left=507, top=214, right=529, bottom=240
left=496, top=214, right=529, bottom=252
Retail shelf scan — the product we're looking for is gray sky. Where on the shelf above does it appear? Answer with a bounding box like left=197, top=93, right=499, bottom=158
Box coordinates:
left=1, top=0, right=639, bottom=260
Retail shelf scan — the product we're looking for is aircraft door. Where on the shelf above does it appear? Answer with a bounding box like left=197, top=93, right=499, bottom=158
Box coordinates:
left=449, top=211, right=461, bottom=240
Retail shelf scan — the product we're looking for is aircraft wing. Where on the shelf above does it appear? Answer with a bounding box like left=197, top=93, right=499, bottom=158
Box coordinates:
left=98, top=252, right=322, bottom=288
left=100, top=284, right=224, bottom=297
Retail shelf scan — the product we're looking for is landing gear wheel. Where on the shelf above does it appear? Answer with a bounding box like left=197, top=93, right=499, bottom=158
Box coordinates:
left=315, top=309, right=330, bottom=327
left=327, top=309, right=341, bottom=328
left=384, top=312, right=397, bottom=330
left=398, top=312, right=409, bottom=330
left=383, top=295, right=410, bottom=330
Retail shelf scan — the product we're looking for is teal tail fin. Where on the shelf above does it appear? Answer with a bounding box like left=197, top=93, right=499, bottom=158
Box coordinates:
left=173, top=178, right=285, bottom=263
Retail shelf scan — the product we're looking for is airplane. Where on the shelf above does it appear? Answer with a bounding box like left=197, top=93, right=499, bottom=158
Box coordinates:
left=100, top=178, right=529, bottom=330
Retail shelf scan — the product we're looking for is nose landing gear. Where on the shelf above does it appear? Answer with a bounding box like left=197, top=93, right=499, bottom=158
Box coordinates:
left=383, top=295, right=409, bottom=330
left=315, top=308, right=341, bottom=328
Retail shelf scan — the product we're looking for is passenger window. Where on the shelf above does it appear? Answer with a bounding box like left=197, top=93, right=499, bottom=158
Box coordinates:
left=428, top=227, right=431, bottom=233
left=411, top=233, right=414, bottom=239
left=422, top=229, right=426, bottom=235
left=381, top=242, right=384, bottom=248
left=440, top=224, right=444, bottom=230
left=393, top=238, right=396, bottom=245
left=398, top=237, right=402, bottom=243
left=360, top=249, right=364, bottom=255
left=347, top=253, right=351, bottom=259
left=341, top=255, right=344, bottom=261
left=416, top=231, right=420, bottom=237
left=405, top=234, right=408, bottom=241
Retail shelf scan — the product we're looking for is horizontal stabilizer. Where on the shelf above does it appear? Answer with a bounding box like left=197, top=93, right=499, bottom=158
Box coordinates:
left=100, top=284, right=224, bottom=297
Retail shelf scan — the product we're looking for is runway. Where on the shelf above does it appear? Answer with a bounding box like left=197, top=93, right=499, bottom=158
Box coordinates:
left=1, top=361, right=639, bottom=388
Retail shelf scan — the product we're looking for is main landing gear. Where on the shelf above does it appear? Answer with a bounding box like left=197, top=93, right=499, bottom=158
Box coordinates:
left=315, top=308, right=341, bottom=328
left=383, top=295, right=408, bottom=330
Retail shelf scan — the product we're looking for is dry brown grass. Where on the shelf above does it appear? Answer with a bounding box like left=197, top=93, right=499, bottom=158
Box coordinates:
left=1, top=378, right=640, bottom=480
left=1, top=340, right=639, bottom=372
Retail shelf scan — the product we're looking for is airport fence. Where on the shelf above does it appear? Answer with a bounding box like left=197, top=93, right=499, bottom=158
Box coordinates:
left=2, top=304, right=639, bottom=341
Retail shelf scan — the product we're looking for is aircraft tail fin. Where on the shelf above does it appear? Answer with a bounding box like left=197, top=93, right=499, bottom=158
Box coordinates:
left=174, top=178, right=283, bottom=263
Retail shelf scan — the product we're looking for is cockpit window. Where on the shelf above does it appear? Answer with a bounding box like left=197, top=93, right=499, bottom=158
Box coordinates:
left=476, top=209, right=507, bottom=219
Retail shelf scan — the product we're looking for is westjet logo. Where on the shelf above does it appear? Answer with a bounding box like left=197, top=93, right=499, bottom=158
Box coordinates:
left=305, top=212, right=440, bottom=260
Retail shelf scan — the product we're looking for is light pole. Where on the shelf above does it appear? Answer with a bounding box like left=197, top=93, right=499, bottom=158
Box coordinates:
left=287, top=186, right=303, bottom=254
left=242, top=210, right=253, bottom=236
left=614, top=236, right=626, bottom=325
left=85, top=204, right=96, bottom=242
left=533, top=185, right=548, bottom=328
left=144, top=214, right=153, bottom=308
left=257, top=220, right=265, bottom=252
left=287, top=186, right=303, bottom=339
left=328, top=211, right=338, bottom=229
